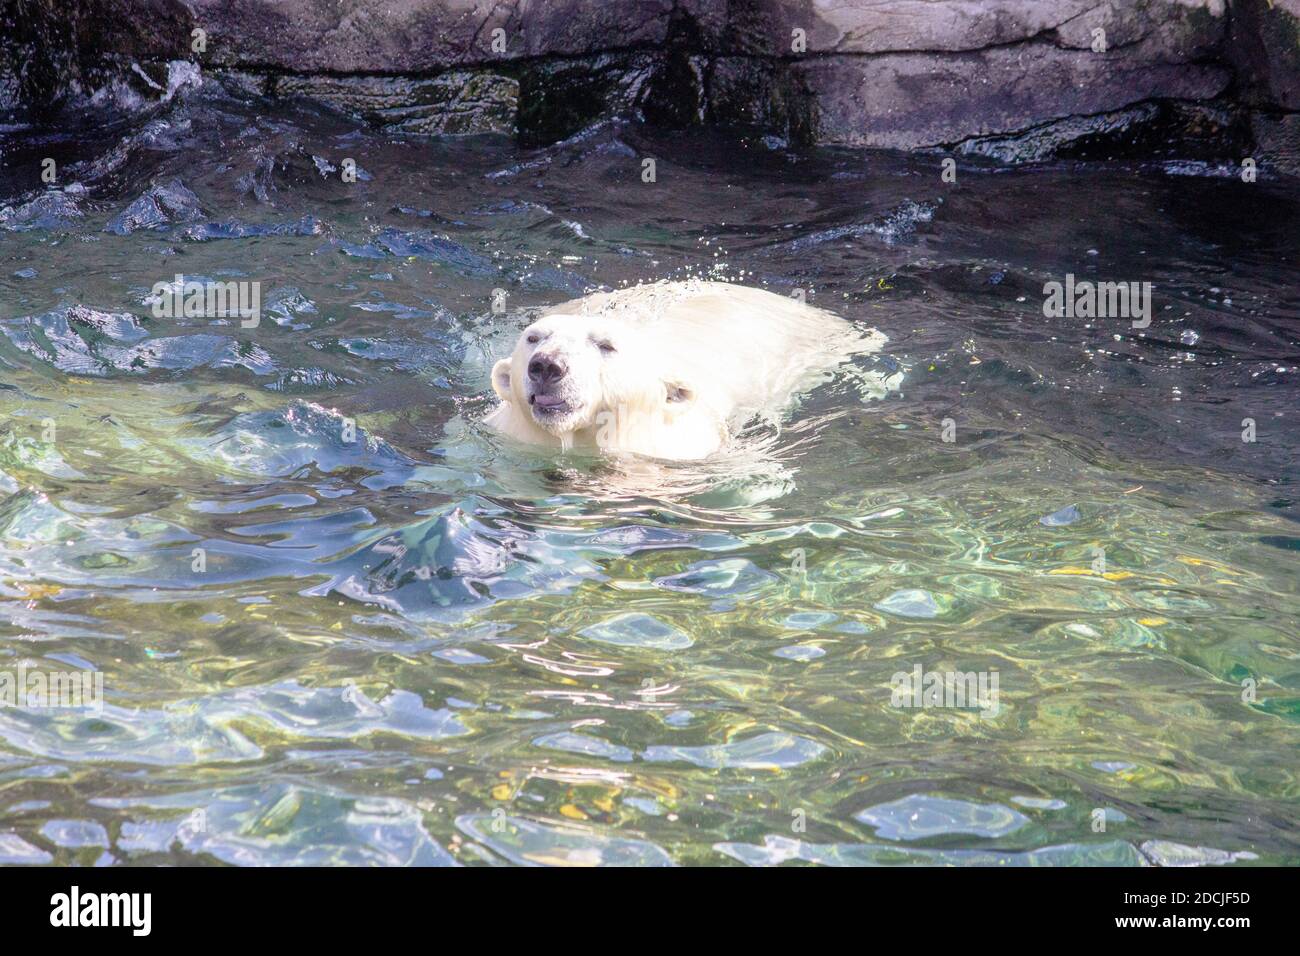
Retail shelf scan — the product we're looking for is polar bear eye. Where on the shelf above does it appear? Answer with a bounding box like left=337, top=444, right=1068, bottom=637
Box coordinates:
left=525, top=333, right=540, bottom=345
left=596, top=339, right=616, bottom=355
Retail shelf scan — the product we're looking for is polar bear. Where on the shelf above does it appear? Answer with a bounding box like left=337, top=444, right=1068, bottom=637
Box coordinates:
left=484, top=280, right=887, bottom=461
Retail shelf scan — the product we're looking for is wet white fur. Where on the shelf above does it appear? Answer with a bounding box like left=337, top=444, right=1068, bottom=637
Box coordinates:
left=484, top=280, right=886, bottom=461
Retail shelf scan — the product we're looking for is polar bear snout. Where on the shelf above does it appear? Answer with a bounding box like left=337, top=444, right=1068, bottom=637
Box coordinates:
left=523, top=344, right=586, bottom=427
left=527, top=353, right=567, bottom=386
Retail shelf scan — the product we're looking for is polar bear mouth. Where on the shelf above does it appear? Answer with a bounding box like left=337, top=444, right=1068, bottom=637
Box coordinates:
left=529, top=392, right=575, bottom=417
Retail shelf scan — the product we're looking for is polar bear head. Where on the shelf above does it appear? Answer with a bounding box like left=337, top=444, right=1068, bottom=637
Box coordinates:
left=490, top=312, right=705, bottom=450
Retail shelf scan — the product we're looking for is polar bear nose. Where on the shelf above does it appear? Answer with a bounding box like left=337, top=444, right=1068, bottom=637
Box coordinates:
left=528, top=354, right=567, bottom=385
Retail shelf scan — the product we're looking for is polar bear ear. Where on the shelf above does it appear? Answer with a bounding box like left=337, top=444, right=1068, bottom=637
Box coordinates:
left=491, top=358, right=514, bottom=402
left=662, top=379, right=696, bottom=412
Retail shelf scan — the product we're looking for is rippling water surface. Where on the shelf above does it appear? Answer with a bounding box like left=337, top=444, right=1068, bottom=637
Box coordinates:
left=1, top=83, right=1297, bottom=866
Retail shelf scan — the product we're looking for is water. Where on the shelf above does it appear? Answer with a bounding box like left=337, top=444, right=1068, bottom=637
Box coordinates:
left=1, top=84, right=1297, bottom=866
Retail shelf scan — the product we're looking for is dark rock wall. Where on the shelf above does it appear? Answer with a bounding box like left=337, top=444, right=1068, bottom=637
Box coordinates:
left=1, top=0, right=190, bottom=114
left=1229, top=0, right=1300, bottom=170
left=3, top=0, right=1299, bottom=168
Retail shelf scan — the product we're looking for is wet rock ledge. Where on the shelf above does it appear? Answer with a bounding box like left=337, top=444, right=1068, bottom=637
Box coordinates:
left=3, top=0, right=1299, bottom=168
